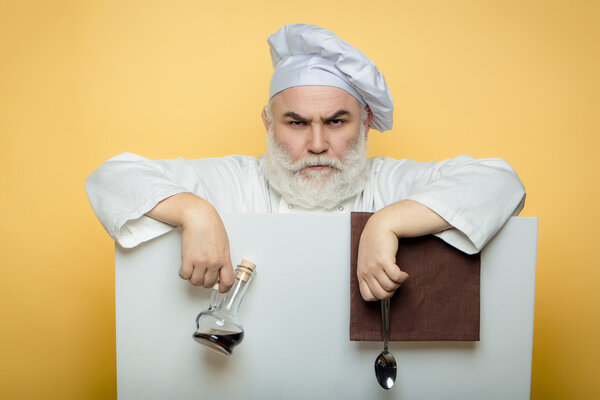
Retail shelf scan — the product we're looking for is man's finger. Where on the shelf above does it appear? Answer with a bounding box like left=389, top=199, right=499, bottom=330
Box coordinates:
left=179, top=261, right=193, bottom=280
left=383, top=263, right=409, bottom=284
left=203, top=269, right=219, bottom=289
left=375, top=271, right=402, bottom=293
left=365, top=271, right=396, bottom=299
left=370, top=281, right=395, bottom=300
left=359, top=279, right=376, bottom=302
left=365, top=261, right=402, bottom=292
left=189, top=265, right=206, bottom=286
left=219, top=262, right=235, bottom=292
left=360, top=277, right=395, bottom=301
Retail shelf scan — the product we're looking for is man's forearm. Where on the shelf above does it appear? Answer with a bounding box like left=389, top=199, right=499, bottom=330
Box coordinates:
left=146, top=192, right=216, bottom=228
left=357, top=200, right=451, bottom=301
left=371, top=199, right=451, bottom=239
left=147, top=192, right=235, bottom=291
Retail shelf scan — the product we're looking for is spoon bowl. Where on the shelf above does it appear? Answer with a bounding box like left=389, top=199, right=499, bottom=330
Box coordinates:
left=374, top=297, right=397, bottom=389
left=375, top=350, right=397, bottom=390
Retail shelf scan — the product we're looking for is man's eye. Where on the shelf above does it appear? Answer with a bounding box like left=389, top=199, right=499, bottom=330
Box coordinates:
left=329, top=119, right=344, bottom=126
left=289, top=121, right=305, bottom=126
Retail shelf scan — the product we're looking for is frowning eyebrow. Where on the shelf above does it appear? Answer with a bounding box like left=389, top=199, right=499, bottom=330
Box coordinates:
left=283, top=111, right=309, bottom=122
left=282, top=109, right=351, bottom=123
left=326, top=110, right=350, bottom=121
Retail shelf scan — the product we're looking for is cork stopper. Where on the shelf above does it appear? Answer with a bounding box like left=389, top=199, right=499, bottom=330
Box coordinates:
left=239, top=259, right=256, bottom=271
left=235, top=259, right=256, bottom=282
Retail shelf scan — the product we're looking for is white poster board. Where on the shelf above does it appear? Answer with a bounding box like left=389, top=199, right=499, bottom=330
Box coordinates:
left=116, top=215, right=538, bottom=399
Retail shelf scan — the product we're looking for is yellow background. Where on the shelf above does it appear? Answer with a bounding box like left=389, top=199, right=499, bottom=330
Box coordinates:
left=1, top=0, right=598, bottom=398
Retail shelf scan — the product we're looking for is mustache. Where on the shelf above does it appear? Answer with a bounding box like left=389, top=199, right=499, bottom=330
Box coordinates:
left=288, top=154, right=343, bottom=172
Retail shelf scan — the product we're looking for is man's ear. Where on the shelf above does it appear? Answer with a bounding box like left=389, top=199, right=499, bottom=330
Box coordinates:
left=261, top=106, right=271, bottom=131
left=364, top=106, right=373, bottom=137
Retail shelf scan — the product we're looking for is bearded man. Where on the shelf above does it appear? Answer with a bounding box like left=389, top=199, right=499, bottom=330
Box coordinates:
left=86, top=24, right=525, bottom=302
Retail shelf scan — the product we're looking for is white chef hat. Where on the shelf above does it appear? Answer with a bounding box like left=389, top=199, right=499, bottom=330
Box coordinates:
left=267, top=24, right=393, bottom=132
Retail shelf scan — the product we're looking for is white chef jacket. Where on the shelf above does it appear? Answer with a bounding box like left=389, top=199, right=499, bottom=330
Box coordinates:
left=85, top=152, right=526, bottom=254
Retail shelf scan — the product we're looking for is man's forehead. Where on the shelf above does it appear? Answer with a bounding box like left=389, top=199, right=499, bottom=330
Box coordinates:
left=271, top=86, right=362, bottom=116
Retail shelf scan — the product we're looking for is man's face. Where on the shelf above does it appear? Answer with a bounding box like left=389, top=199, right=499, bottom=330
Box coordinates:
left=262, top=86, right=372, bottom=209
left=265, top=86, right=368, bottom=178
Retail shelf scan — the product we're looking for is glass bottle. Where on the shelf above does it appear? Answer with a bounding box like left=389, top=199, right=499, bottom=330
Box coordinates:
left=193, top=259, right=257, bottom=355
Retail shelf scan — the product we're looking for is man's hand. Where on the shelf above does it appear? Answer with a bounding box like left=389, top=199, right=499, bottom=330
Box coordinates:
left=146, top=193, right=235, bottom=292
left=357, top=200, right=451, bottom=301
left=357, top=211, right=409, bottom=301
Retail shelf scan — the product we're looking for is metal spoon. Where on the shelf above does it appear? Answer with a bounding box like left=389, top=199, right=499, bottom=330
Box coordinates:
left=374, top=297, right=397, bottom=389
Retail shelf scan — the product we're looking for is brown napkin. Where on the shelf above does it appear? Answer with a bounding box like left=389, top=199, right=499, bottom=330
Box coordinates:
left=350, top=212, right=480, bottom=341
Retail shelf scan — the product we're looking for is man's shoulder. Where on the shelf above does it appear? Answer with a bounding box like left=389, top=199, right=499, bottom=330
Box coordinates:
left=366, top=156, right=446, bottom=182
left=183, top=154, right=263, bottom=170
left=367, top=156, right=418, bottom=170
left=164, top=155, right=266, bottom=189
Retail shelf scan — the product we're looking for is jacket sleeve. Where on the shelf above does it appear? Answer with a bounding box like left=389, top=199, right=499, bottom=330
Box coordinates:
left=85, top=152, right=201, bottom=248
left=378, top=155, right=526, bottom=254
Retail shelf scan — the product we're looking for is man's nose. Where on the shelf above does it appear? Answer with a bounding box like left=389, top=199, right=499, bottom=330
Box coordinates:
left=307, top=125, right=328, bottom=154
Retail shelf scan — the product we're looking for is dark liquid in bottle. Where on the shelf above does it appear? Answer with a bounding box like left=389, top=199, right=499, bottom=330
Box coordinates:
left=193, top=330, right=244, bottom=355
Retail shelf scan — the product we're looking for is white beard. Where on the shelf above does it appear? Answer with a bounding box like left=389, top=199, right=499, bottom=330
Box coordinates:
left=263, top=126, right=370, bottom=210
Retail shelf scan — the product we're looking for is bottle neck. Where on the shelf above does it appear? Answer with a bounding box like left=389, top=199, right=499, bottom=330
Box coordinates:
left=222, top=274, right=253, bottom=315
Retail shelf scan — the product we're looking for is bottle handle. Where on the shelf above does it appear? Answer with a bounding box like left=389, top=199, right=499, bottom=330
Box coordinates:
left=208, top=283, right=224, bottom=310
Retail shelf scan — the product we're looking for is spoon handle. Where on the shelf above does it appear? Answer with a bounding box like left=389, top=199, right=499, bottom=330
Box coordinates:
left=381, top=297, right=390, bottom=351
